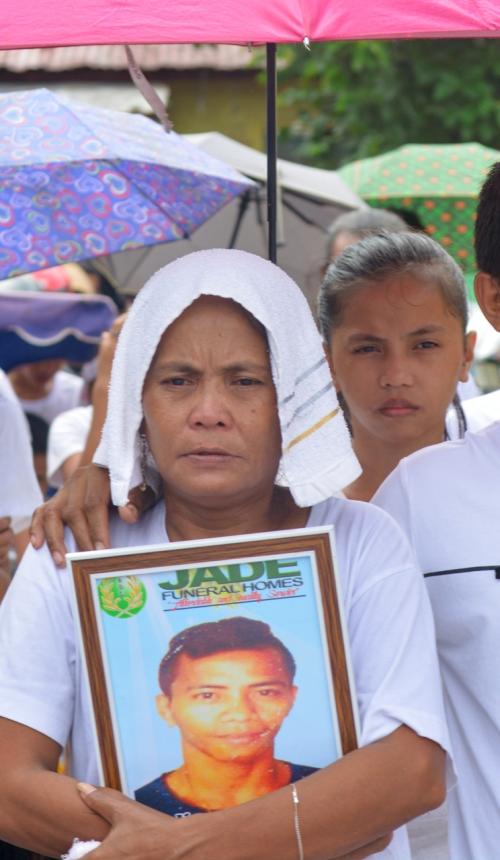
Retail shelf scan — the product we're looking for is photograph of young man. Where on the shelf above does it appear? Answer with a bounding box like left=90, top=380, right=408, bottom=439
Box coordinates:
left=135, top=616, right=317, bottom=816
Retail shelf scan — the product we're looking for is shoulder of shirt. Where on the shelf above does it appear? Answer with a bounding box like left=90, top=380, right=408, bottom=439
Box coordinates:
left=109, top=500, right=167, bottom=548
left=463, top=388, right=500, bottom=421
left=395, top=419, right=500, bottom=478
left=312, top=494, right=403, bottom=535
left=15, top=506, right=165, bottom=589
left=0, top=390, right=25, bottom=418
left=314, top=493, right=390, bottom=516
left=13, top=540, right=74, bottom=594
left=0, top=369, right=18, bottom=404
left=55, top=370, right=84, bottom=389
left=50, top=404, right=92, bottom=432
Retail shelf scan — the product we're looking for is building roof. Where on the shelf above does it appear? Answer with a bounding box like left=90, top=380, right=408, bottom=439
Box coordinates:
left=0, top=43, right=255, bottom=72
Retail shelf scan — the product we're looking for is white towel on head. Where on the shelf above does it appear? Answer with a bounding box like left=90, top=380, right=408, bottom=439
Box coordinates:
left=95, top=249, right=360, bottom=507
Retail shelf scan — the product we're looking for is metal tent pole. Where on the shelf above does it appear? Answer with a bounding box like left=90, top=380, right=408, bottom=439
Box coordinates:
left=266, top=43, right=277, bottom=263
left=228, top=189, right=252, bottom=248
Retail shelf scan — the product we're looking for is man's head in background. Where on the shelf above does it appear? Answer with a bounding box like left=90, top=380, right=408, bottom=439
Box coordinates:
left=325, top=207, right=408, bottom=267
left=474, top=163, right=500, bottom=333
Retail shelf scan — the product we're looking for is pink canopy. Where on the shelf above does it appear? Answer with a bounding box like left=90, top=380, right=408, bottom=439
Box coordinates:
left=1, top=0, right=500, bottom=50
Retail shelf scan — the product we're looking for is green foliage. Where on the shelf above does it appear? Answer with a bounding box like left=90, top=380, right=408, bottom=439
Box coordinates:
left=277, top=39, right=500, bottom=168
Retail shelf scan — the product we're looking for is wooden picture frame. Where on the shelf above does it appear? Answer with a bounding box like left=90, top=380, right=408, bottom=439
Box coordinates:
left=69, top=526, right=358, bottom=812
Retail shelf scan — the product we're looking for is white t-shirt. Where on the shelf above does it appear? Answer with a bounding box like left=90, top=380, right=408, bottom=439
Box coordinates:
left=374, top=422, right=500, bottom=859
left=406, top=806, right=449, bottom=860
left=446, top=389, right=500, bottom=439
left=455, top=377, right=480, bottom=401
left=0, top=370, right=42, bottom=528
left=463, top=388, right=500, bottom=432
left=0, top=496, right=451, bottom=860
left=47, top=405, right=93, bottom=488
left=18, top=369, right=84, bottom=424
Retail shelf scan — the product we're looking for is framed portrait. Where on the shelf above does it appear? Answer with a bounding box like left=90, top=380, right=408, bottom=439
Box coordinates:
left=69, top=526, right=358, bottom=815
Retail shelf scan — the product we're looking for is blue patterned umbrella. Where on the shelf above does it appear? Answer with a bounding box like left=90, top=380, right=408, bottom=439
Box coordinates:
left=0, top=88, right=252, bottom=279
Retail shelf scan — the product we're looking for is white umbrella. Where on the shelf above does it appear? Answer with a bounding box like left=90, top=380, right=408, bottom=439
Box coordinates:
left=104, top=132, right=365, bottom=305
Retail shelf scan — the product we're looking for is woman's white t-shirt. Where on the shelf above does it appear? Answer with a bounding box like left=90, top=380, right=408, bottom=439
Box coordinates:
left=445, top=388, right=500, bottom=440
left=0, top=496, right=451, bottom=860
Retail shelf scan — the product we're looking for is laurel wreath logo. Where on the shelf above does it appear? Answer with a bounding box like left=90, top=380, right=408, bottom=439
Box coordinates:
left=98, top=576, right=147, bottom=618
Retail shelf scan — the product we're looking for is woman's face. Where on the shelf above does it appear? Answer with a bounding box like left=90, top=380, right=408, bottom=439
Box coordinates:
left=327, top=273, right=475, bottom=447
left=142, top=295, right=282, bottom=507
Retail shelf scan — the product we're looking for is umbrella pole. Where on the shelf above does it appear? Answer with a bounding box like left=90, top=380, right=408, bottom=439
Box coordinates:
left=228, top=189, right=252, bottom=248
left=266, top=43, right=277, bottom=263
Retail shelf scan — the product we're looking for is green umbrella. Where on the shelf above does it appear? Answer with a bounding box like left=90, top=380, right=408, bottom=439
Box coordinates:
left=338, top=143, right=500, bottom=273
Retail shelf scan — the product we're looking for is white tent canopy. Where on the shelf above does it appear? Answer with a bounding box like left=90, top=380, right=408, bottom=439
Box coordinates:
left=104, top=132, right=364, bottom=303
left=187, top=132, right=364, bottom=209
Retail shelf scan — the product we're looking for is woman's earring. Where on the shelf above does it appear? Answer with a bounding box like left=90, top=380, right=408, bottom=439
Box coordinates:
left=139, top=432, right=148, bottom=492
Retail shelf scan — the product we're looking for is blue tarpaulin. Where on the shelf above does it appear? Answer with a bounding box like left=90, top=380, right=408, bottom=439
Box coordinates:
left=0, top=290, right=116, bottom=370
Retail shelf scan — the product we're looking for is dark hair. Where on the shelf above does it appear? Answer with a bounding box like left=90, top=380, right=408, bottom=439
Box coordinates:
left=474, top=162, right=500, bottom=277
left=326, top=208, right=408, bottom=263
left=159, top=616, right=296, bottom=696
left=318, top=230, right=468, bottom=347
left=25, top=412, right=49, bottom=454
left=79, top=260, right=126, bottom=312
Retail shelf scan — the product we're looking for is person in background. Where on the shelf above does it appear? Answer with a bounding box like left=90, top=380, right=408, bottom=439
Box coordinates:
left=372, top=161, right=500, bottom=859
left=455, top=162, right=500, bottom=428
left=0, top=370, right=42, bottom=599
left=318, top=231, right=475, bottom=502
left=25, top=413, right=49, bottom=497
left=324, top=208, right=407, bottom=267
left=47, top=315, right=126, bottom=489
left=8, top=358, right=84, bottom=425
left=325, top=209, right=481, bottom=403
left=79, top=261, right=126, bottom=313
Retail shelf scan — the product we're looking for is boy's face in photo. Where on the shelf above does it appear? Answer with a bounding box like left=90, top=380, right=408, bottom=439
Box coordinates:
left=157, top=647, right=297, bottom=763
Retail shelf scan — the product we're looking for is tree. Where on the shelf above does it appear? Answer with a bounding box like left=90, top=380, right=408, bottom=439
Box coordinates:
left=277, top=39, right=500, bottom=168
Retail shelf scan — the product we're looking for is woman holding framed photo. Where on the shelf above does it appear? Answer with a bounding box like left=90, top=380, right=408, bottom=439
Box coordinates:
left=0, top=250, right=451, bottom=860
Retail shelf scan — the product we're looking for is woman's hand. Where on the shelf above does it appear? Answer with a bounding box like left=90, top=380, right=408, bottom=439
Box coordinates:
left=77, top=785, right=392, bottom=860
left=29, top=464, right=157, bottom=566
left=30, top=465, right=111, bottom=565
left=77, top=785, right=184, bottom=860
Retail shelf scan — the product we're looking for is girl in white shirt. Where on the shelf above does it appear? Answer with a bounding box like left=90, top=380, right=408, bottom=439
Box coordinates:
left=318, top=231, right=476, bottom=502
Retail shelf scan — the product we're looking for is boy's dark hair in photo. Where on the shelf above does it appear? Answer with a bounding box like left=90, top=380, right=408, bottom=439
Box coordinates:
left=159, top=616, right=296, bottom=696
